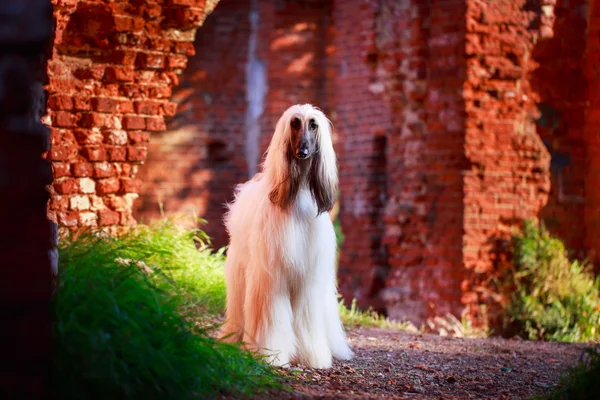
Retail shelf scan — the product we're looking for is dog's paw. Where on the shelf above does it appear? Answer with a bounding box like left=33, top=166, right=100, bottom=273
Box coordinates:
left=332, top=344, right=354, bottom=361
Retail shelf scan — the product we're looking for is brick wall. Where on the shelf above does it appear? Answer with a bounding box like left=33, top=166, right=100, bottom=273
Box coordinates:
left=377, top=0, right=469, bottom=322
left=532, top=0, right=588, bottom=259
left=46, top=0, right=600, bottom=325
left=135, top=0, right=333, bottom=249
left=46, top=0, right=218, bottom=233
left=586, top=0, right=600, bottom=268
left=0, top=0, right=54, bottom=397
left=134, top=0, right=250, bottom=247
left=333, top=0, right=391, bottom=313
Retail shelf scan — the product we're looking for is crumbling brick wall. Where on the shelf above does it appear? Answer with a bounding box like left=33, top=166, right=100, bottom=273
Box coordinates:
left=46, top=0, right=218, bottom=233
left=46, top=0, right=600, bottom=325
left=461, top=0, right=554, bottom=322
left=355, top=0, right=558, bottom=323
left=0, top=0, right=54, bottom=397
left=585, top=0, right=600, bottom=268
left=333, top=0, right=391, bottom=313
left=134, top=0, right=251, bottom=247
left=134, top=0, right=333, bottom=249
left=532, top=0, right=588, bottom=259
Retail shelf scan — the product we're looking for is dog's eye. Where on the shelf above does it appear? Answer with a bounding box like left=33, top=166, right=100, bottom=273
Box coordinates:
left=291, top=118, right=301, bottom=130
left=309, top=120, right=318, bottom=131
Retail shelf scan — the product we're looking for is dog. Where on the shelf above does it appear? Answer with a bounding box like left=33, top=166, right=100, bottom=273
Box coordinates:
left=219, top=104, right=353, bottom=369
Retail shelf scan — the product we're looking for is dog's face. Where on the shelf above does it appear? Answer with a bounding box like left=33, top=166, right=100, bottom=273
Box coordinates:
left=289, top=115, right=319, bottom=160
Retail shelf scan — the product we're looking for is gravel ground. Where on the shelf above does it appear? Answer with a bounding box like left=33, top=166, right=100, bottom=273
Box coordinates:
left=234, top=327, right=587, bottom=400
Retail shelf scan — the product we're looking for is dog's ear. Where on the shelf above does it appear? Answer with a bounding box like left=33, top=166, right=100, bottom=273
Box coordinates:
left=309, top=152, right=336, bottom=215
left=269, top=145, right=301, bottom=210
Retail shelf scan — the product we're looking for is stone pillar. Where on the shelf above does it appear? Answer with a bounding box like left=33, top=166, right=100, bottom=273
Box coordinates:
left=0, top=0, right=54, bottom=397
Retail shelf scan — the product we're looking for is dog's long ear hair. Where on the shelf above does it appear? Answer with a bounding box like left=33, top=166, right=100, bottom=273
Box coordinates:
left=308, top=114, right=337, bottom=215
left=264, top=110, right=301, bottom=210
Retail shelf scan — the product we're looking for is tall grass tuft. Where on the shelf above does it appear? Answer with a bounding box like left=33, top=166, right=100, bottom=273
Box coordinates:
left=53, top=221, right=282, bottom=400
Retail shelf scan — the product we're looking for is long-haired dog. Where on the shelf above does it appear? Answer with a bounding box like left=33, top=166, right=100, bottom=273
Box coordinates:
left=219, top=104, right=353, bottom=369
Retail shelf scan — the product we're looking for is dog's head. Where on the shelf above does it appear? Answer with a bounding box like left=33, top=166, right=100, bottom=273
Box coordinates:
left=264, top=104, right=338, bottom=215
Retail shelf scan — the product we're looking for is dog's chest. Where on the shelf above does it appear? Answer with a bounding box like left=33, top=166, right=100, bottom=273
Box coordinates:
left=279, top=191, right=319, bottom=271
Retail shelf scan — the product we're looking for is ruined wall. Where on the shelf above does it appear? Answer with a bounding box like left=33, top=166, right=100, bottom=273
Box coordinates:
left=586, top=0, right=600, bottom=267
left=135, top=0, right=333, bottom=249
left=333, top=0, right=391, bottom=313
left=0, top=0, right=54, bottom=397
left=462, top=0, right=553, bottom=321
left=365, top=0, right=469, bottom=322
left=134, top=0, right=251, bottom=247
left=46, top=0, right=218, bottom=232
left=531, top=0, right=588, bottom=259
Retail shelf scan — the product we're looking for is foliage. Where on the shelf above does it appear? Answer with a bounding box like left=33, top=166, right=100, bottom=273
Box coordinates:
left=499, top=220, right=600, bottom=342
left=539, top=347, right=600, bottom=400
left=53, top=221, right=283, bottom=400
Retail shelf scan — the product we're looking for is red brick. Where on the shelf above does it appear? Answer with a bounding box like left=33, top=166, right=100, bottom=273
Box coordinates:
left=127, top=146, right=148, bottom=162
left=74, top=129, right=104, bottom=145
left=99, top=209, right=120, bottom=226
left=48, top=94, right=73, bottom=111
left=93, top=162, right=116, bottom=178
left=72, top=163, right=94, bottom=177
left=103, top=130, right=128, bottom=145
left=54, top=179, right=79, bottom=195
left=166, top=54, right=187, bottom=69
left=145, top=117, right=166, bottom=131
left=117, top=100, right=135, bottom=114
left=136, top=52, right=165, bottom=69
left=57, top=211, right=79, bottom=227
left=122, top=115, right=146, bottom=130
left=48, top=145, right=77, bottom=161
left=107, top=50, right=138, bottom=66
left=79, top=113, right=107, bottom=129
left=81, top=146, right=107, bottom=162
left=120, top=178, right=142, bottom=194
left=172, top=41, right=195, bottom=56
left=52, top=163, right=71, bottom=178
left=97, top=178, right=120, bottom=195
left=52, top=111, right=77, bottom=128
left=108, top=147, right=127, bottom=161
left=73, top=65, right=105, bottom=80
left=104, top=66, right=135, bottom=82
left=49, top=195, right=69, bottom=211
left=73, top=96, right=92, bottom=111
left=147, top=38, right=172, bottom=52
left=91, top=97, right=119, bottom=113
left=134, top=100, right=161, bottom=115
left=128, top=131, right=150, bottom=144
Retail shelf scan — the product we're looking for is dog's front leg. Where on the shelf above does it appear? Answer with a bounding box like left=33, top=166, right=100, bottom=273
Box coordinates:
left=243, top=267, right=297, bottom=368
left=293, top=278, right=333, bottom=369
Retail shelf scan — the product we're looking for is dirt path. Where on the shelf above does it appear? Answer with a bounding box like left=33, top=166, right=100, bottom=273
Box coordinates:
left=248, top=327, right=588, bottom=400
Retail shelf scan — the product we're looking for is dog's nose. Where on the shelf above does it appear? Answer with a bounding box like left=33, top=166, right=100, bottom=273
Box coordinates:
left=297, top=144, right=309, bottom=159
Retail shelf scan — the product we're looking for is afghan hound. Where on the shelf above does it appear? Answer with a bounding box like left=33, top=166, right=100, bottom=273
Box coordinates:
left=219, top=104, right=353, bottom=369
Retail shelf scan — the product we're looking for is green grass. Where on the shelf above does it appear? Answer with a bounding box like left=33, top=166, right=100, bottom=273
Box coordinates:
left=338, top=298, right=417, bottom=331
left=53, top=221, right=283, bottom=400
left=538, top=347, right=600, bottom=400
